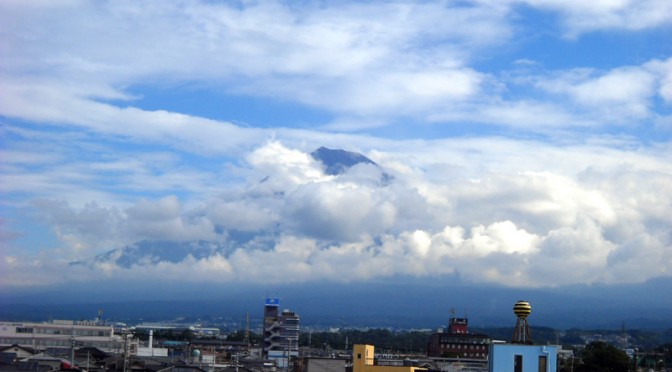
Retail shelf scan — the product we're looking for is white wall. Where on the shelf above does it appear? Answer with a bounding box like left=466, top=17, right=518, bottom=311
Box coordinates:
left=489, top=344, right=557, bottom=372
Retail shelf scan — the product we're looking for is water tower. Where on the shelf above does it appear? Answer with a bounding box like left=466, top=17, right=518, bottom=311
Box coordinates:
left=511, top=300, right=532, bottom=344
left=191, top=349, right=201, bottom=364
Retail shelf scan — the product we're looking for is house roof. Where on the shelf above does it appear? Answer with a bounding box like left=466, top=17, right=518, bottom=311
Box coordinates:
left=75, top=347, right=110, bottom=359
left=22, top=352, right=68, bottom=363
left=0, top=345, right=37, bottom=355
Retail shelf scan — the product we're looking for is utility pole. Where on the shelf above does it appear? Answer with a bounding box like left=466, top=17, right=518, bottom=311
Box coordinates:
left=69, top=327, right=83, bottom=369
left=122, top=331, right=131, bottom=372
left=70, top=335, right=76, bottom=368
left=287, top=337, right=291, bottom=371
left=244, top=312, right=250, bottom=347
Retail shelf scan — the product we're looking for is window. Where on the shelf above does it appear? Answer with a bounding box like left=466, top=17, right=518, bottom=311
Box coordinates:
left=16, top=327, right=33, bottom=333
left=538, top=356, right=547, bottom=372
left=357, top=353, right=361, bottom=360
left=514, top=355, right=523, bottom=372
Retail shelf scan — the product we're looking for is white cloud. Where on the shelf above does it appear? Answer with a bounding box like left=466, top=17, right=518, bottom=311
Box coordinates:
left=533, top=66, right=658, bottom=121
left=245, top=141, right=327, bottom=190
left=3, top=140, right=669, bottom=288
left=645, top=58, right=672, bottom=103
left=530, top=216, right=617, bottom=283
left=0, top=1, right=507, bottom=122
left=205, top=199, right=279, bottom=233
left=1, top=1, right=671, bottom=291
left=283, top=181, right=397, bottom=241
left=1, top=0, right=669, bottom=138
left=430, top=100, right=592, bottom=129
left=29, top=199, right=125, bottom=255
left=125, top=196, right=216, bottom=242
left=519, top=0, right=672, bottom=36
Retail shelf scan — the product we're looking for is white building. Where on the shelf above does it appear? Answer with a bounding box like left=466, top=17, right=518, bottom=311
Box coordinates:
left=262, top=299, right=299, bottom=369
left=0, top=320, right=127, bottom=353
left=266, top=309, right=299, bottom=368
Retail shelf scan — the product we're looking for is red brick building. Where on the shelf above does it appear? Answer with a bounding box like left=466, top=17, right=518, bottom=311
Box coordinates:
left=426, top=317, right=491, bottom=360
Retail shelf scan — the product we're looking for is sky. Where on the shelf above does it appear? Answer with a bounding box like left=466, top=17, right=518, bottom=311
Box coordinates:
left=1, top=0, right=671, bottom=294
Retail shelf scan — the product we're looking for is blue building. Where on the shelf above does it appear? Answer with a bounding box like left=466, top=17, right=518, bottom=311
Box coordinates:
left=488, top=301, right=558, bottom=371
left=489, top=344, right=557, bottom=372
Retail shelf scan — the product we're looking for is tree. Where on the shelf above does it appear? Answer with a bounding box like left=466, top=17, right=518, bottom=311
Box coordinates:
left=179, top=329, right=195, bottom=341
left=577, top=341, right=631, bottom=372
left=226, top=330, right=261, bottom=345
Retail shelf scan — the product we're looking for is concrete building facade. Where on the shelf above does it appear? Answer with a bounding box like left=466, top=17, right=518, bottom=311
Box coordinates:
left=0, top=321, right=125, bottom=352
left=353, top=345, right=426, bottom=372
left=426, top=316, right=490, bottom=360
left=488, top=344, right=558, bottom=372
left=262, top=298, right=300, bottom=368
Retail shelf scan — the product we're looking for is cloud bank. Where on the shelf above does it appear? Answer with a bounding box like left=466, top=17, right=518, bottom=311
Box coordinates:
left=0, top=1, right=671, bottom=291
left=3, top=140, right=670, bottom=288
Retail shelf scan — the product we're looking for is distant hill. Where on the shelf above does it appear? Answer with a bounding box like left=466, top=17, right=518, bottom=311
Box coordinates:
left=70, top=240, right=234, bottom=269
left=1, top=277, right=671, bottom=330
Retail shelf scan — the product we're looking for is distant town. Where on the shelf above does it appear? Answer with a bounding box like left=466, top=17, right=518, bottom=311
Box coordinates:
left=1, top=298, right=670, bottom=372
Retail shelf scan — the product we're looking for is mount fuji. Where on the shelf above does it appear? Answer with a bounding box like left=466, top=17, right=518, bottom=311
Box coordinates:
left=71, top=147, right=387, bottom=269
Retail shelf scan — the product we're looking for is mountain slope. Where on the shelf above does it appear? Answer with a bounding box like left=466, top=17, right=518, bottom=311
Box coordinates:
left=311, top=146, right=378, bottom=175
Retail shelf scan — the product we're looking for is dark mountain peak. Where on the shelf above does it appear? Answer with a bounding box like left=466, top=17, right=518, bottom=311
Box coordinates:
left=311, top=146, right=378, bottom=175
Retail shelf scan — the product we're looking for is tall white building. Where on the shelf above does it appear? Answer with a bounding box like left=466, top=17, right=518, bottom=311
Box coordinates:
left=262, top=298, right=300, bottom=369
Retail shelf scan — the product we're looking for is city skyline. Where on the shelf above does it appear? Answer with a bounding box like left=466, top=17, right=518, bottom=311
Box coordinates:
left=1, top=1, right=671, bottom=302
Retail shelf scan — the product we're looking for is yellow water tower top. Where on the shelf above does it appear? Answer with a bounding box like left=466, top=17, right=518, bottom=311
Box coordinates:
left=513, top=300, right=531, bottom=319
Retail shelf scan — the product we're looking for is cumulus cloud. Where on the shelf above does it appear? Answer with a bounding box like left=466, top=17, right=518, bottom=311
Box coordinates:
left=125, top=196, right=217, bottom=242
left=205, top=199, right=279, bottom=233
left=29, top=200, right=125, bottom=254
left=246, top=142, right=327, bottom=191
left=2, top=141, right=669, bottom=289
left=28, top=196, right=218, bottom=255
left=283, top=181, right=397, bottom=241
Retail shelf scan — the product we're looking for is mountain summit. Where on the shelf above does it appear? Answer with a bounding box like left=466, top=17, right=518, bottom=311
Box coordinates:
left=310, top=147, right=378, bottom=175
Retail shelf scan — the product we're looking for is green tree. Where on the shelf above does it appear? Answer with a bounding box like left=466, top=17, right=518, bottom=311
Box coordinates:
left=577, top=341, right=631, bottom=372
left=227, top=330, right=262, bottom=344
left=179, top=329, right=195, bottom=341
left=299, top=329, right=431, bottom=354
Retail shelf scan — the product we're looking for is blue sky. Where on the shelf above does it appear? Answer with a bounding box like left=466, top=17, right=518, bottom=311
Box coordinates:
left=1, top=0, right=671, bottom=291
